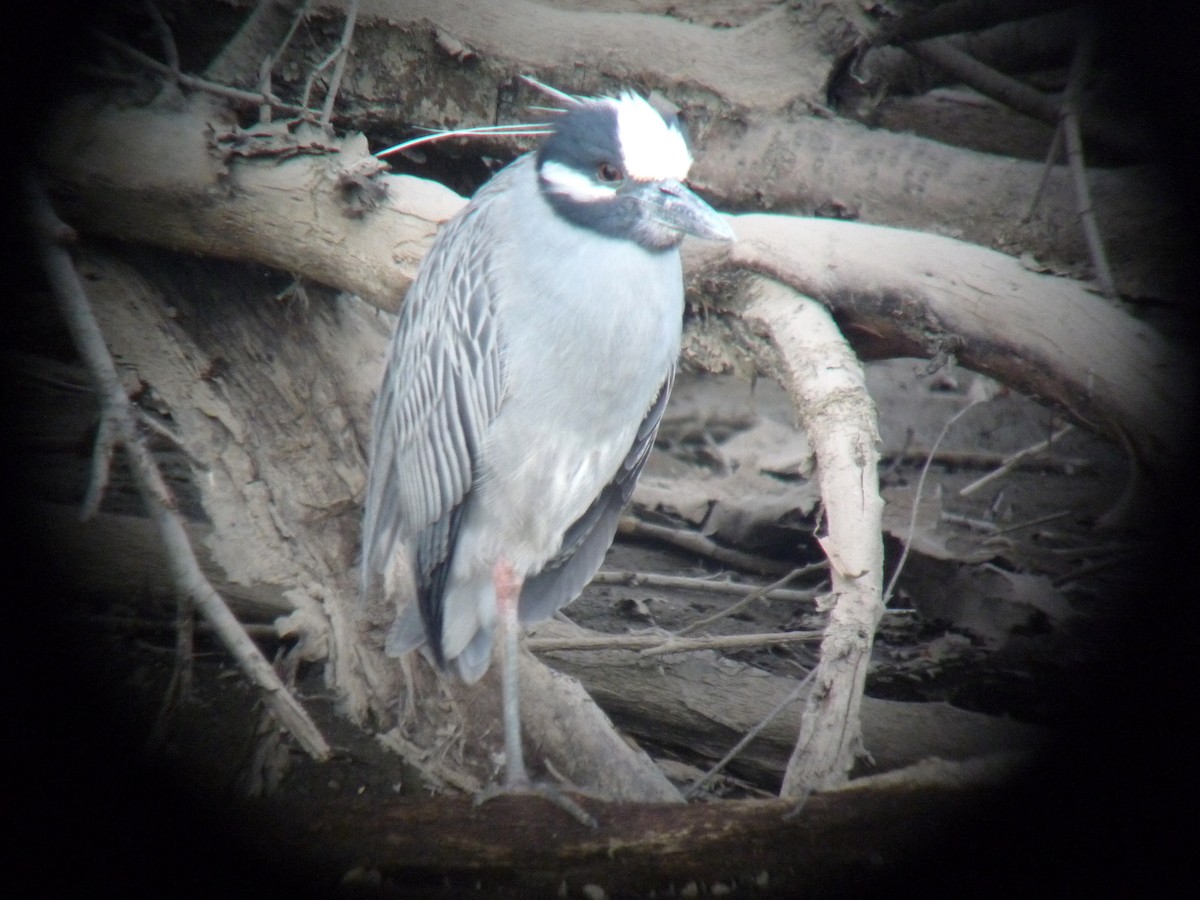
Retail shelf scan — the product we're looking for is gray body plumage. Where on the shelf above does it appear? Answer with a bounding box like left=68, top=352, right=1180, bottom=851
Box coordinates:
left=362, top=153, right=683, bottom=680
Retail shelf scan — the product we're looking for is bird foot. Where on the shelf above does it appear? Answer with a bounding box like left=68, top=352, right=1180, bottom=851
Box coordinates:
left=473, top=779, right=598, bottom=828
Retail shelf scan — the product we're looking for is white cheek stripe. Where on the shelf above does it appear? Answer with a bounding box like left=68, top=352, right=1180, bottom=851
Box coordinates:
left=540, top=159, right=617, bottom=202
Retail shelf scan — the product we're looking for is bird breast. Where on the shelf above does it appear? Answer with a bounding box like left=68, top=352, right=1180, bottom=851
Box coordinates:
left=457, top=157, right=683, bottom=576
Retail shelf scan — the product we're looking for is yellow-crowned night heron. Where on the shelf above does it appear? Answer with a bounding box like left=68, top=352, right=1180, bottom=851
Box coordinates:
left=362, top=88, right=734, bottom=816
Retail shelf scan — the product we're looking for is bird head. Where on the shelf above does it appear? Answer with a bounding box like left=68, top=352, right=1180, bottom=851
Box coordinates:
left=535, top=91, right=734, bottom=251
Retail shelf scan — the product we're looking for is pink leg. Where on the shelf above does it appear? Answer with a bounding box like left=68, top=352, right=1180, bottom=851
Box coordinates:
left=474, top=558, right=596, bottom=827
left=491, top=558, right=528, bottom=787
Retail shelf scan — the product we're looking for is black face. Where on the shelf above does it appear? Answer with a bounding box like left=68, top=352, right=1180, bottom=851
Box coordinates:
left=536, top=102, right=688, bottom=250
left=538, top=103, right=626, bottom=183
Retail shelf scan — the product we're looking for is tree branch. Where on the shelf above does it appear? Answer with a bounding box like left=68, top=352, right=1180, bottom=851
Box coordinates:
left=904, top=35, right=1139, bottom=161
left=38, top=103, right=1186, bottom=471
left=683, top=216, right=1188, bottom=475
left=1059, top=21, right=1116, bottom=298
left=94, top=31, right=305, bottom=112
left=318, top=0, right=359, bottom=130
left=880, top=0, right=1078, bottom=45
left=25, top=179, right=332, bottom=763
left=728, top=278, right=885, bottom=795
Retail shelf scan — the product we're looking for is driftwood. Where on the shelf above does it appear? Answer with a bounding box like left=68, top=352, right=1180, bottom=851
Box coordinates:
left=255, top=0, right=1180, bottom=300
left=728, top=279, right=885, bottom=793
left=38, top=104, right=1187, bottom=474
left=255, top=771, right=1048, bottom=898
left=27, top=185, right=330, bottom=761
left=42, top=501, right=1046, bottom=789
left=34, top=79, right=1186, bottom=795
left=14, top=2, right=1188, bottom=889
left=531, top=619, right=1044, bottom=785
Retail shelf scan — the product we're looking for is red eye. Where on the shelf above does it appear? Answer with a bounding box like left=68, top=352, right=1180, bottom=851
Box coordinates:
left=597, top=162, right=624, bottom=183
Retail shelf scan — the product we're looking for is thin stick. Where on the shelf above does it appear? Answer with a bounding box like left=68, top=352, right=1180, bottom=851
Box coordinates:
left=27, top=179, right=331, bottom=763
left=592, top=569, right=824, bottom=605
left=886, top=444, right=1090, bottom=473
left=939, top=511, right=999, bottom=533
left=318, top=0, right=359, bottom=130
left=957, top=423, right=1074, bottom=497
left=518, top=74, right=583, bottom=107
left=1060, top=21, right=1117, bottom=299
left=144, top=590, right=195, bottom=753
left=267, top=0, right=311, bottom=72
left=1051, top=549, right=1137, bottom=587
left=80, top=413, right=117, bottom=519
left=990, top=508, right=1073, bottom=537
left=884, top=400, right=982, bottom=602
left=143, top=0, right=180, bottom=80
left=94, top=31, right=305, bottom=113
left=377, top=728, right=482, bottom=795
left=1025, top=122, right=1064, bottom=222
left=255, top=0, right=311, bottom=124
left=526, top=628, right=823, bottom=655
left=685, top=667, right=816, bottom=799
left=617, top=516, right=795, bottom=578
left=676, top=565, right=823, bottom=637
left=79, top=614, right=280, bottom=641
left=904, top=34, right=1137, bottom=161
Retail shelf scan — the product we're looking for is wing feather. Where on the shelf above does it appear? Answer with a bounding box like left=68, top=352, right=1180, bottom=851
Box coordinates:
left=361, top=197, right=506, bottom=627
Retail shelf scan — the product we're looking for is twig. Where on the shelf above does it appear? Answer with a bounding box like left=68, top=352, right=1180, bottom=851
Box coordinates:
left=256, top=0, right=312, bottom=123
left=1048, top=541, right=1138, bottom=559
left=1024, top=120, right=1064, bottom=221
left=270, top=0, right=311, bottom=65
left=903, top=34, right=1138, bottom=161
left=990, top=508, right=1073, bottom=536
left=1059, top=20, right=1117, bottom=299
left=203, top=0, right=305, bottom=87
left=377, top=728, right=482, bottom=795
left=525, top=629, right=823, bottom=655
left=318, top=0, right=359, bottom=130
left=1095, top=426, right=1139, bottom=530
left=79, top=613, right=281, bottom=641
left=592, top=569, right=824, bottom=605
left=938, top=511, right=999, bottom=533
left=685, top=667, right=816, bottom=799
left=135, top=408, right=204, bottom=464
left=880, top=0, right=1077, bottom=45
left=144, top=590, right=195, bottom=753
left=957, top=422, right=1074, bottom=497
left=906, top=37, right=1061, bottom=125
left=80, top=412, right=118, bottom=519
left=1051, top=549, right=1138, bottom=588
left=256, top=55, right=275, bottom=125
left=26, top=179, right=331, bottom=763
left=93, top=30, right=306, bottom=113
left=617, top=516, right=795, bottom=577
left=676, top=566, right=824, bottom=637
left=641, top=630, right=822, bottom=658
left=884, top=399, right=983, bottom=602
left=884, top=445, right=1090, bottom=473
left=143, top=0, right=180, bottom=80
